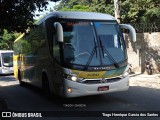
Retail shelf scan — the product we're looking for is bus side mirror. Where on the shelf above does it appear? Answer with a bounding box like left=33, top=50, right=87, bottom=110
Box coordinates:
left=54, top=22, right=63, bottom=42
left=120, top=24, right=136, bottom=42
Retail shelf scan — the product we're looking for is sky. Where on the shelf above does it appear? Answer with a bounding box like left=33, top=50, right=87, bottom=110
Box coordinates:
left=34, top=1, right=61, bottom=19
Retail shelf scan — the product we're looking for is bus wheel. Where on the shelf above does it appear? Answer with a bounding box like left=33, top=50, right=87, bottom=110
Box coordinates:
left=18, top=70, right=24, bottom=86
left=42, top=74, right=51, bottom=98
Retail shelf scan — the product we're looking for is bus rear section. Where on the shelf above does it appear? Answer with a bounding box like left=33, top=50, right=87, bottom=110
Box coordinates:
left=0, top=50, right=14, bottom=75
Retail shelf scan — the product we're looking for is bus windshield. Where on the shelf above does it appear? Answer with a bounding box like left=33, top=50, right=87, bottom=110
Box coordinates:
left=60, top=21, right=127, bottom=69
left=1, top=53, right=13, bottom=67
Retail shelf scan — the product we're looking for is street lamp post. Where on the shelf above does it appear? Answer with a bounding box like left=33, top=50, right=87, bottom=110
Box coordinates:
left=114, top=0, right=120, bottom=23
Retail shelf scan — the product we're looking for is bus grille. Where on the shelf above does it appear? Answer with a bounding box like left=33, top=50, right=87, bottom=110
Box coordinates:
left=81, top=77, right=121, bottom=84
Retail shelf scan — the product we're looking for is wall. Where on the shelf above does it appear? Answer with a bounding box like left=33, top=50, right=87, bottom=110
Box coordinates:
left=125, top=32, right=160, bottom=74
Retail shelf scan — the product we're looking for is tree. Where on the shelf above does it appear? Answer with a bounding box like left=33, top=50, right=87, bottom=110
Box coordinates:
left=90, top=0, right=160, bottom=23
left=55, top=0, right=115, bottom=18
left=142, top=0, right=160, bottom=23
left=55, top=0, right=92, bottom=11
left=89, top=0, right=114, bottom=15
left=56, top=0, right=160, bottom=23
left=0, top=30, right=21, bottom=50
left=60, top=5, right=90, bottom=12
left=0, top=0, right=49, bottom=34
left=120, top=0, right=160, bottom=23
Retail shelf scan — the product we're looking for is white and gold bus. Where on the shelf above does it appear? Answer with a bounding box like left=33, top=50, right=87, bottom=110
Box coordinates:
left=14, top=11, right=136, bottom=97
left=0, top=50, right=14, bottom=75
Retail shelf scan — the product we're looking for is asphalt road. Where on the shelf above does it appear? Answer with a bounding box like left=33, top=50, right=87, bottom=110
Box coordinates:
left=0, top=75, right=160, bottom=120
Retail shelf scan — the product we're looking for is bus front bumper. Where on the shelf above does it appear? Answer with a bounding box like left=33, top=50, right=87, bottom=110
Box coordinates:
left=64, top=76, right=129, bottom=98
left=0, top=67, right=14, bottom=75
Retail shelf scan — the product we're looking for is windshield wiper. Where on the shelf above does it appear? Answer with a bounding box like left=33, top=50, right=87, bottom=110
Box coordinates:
left=84, top=38, right=98, bottom=70
left=99, top=36, right=119, bottom=68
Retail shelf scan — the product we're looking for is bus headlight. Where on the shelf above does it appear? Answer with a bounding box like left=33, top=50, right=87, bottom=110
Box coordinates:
left=70, top=76, right=78, bottom=82
left=64, top=74, right=78, bottom=82
left=67, top=87, right=73, bottom=93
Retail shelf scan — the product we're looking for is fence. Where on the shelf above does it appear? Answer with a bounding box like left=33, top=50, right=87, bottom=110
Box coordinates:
left=130, top=23, right=160, bottom=33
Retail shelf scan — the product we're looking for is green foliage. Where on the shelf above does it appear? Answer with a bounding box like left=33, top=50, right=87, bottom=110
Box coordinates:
left=0, top=30, right=21, bottom=50
left=0, top=0, right=159, bottom=36
left=55, top=0, right=92, bottom=11
left=56, top=0, right=160, bottom=23
left=0, top=0, right=48, bottom=34
left=89, top=0, right=114, bottom=15
left=120, top=0, right=160, bottom=23
left=14, top=25, right=46, bottom=56
left=0, top=30, right=20, bottom=50
left=61, top=5, right=90, bottom=12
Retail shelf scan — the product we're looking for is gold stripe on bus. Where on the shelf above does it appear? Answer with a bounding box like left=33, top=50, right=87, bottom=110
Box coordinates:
left=71, top=70, right=106, bottom=79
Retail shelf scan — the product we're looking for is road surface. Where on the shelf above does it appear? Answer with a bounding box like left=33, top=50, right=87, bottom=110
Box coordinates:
left=0, top=75, right=160, bottom=120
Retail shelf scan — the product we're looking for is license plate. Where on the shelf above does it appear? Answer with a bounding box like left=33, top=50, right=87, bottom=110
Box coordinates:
left=98, top=86, right=109, bottom=91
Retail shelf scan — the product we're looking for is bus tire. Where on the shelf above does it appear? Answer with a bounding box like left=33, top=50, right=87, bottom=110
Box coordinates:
left=42, top=73, right=51, bottom=98
left=18, top=70, right=24, bottom=86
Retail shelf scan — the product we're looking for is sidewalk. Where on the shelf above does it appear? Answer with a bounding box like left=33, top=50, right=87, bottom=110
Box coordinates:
left=129, top=73, right=160, bottom=89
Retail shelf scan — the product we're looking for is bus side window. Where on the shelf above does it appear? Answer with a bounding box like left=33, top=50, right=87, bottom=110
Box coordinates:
left=53, top=30, right=61, bottom=63
left=63, top=43, right=75, bottom=63
left=0, top=56, right=1, bottom=67
left=45, top=17, right=59, bottom=58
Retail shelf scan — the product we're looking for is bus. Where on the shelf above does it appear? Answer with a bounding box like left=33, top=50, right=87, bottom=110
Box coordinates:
left=0, top=50, right=14, bottom=75
left=14, top=11, right=136, bottom=98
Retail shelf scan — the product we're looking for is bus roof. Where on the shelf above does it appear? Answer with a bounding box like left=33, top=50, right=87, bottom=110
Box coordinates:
left=14, top=12, right=117, bottom=42
left=0, top=50, right=13, bottom=53
left=36, top=11, right=116, bottom=25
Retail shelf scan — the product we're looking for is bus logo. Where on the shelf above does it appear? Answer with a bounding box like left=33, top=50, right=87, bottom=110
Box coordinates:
left=100, top=78, right=107, bottom=83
